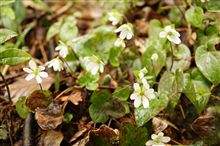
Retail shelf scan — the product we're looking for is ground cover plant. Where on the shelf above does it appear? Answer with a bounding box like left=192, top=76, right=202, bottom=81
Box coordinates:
left=0, top=0, right=220, bottom=145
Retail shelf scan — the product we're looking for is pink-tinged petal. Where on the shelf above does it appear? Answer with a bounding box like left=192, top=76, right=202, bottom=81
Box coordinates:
left=29, top=60, right=36, bottom=70
left=25, top=74, right=35, bottom=81
left=165, top=25, right=172, bottom=32
left=159, top=31, right=167, bottom=38
left=142, top=96, right=149, bottom=108
left=145, top=140, right=156, bottom=146
left=23, top=67, right=33, bottom=73
left=151, top=134, right=158, bottom=140
left=161, top=136, right=171, bottom=143
left=35, top=75, right=42, bottom=83
left=130, top=93, right=137, bottom=100
left=39, top=72, right=48, bottom=78
left=134, top=96, right=141, bottom=108
left=133, top=83, right=141, bottom=92
left=39, top=66, right=45, bottom=71
left=167, top=35, right=181, bottom=44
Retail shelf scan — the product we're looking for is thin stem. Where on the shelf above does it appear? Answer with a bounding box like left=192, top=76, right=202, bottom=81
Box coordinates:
left=151, top=59, right=156, bottom=78
left=39, top=84, right=43, bottom=91
left=61, top=57, right=74, bottom=73
left=0, top=72, right=12, bottom=104
left=169, top=42, right=174, bottom=71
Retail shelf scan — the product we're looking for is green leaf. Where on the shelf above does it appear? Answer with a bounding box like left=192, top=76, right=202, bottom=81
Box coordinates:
left=183, top=69, right=211, bottom=113
left=109, top=47, right=122, bottom=67
left=148, top=19, right=163, bottom=39
left=142, top=46, right=166, bottom=77
left=0, top=0, right=15, bottom=6
left=13, top=0, right=26, bottom=24
left=0, top=48, right=31, bottom=65
left=77, top=73, right=99, bottom=91
left=1, top=6, right=15, bottom=20
left=0, top=28, right=17, bottom=44
left=195, top=44, right=220, bottom=85
left=169, top=6, right=182, bottom=26
left=119, top=124, right=148, bottom=146
left=15, top=96, right=30, bottom=119
left=89, top=90, right=112, bottom=123
left=46, top=20, right=63, bottom=41
left=171, top=44, right=191, bottom=72
left=158, top=70, right=184, bottom=112
left=135, top=95, right=168, bottom=127
left=113, top=85, right=131, bottom=101
left=59, top=17, right=78, bottom=42
left=185, top=6, right=203, bottom=28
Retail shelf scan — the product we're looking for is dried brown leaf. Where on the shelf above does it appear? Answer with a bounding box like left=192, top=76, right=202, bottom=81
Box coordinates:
left=59, top=90, right=83, bottom=105
left=8, top=75, right=54, bottom=104
left=38, top=130, right=63, bottom=146
left=35, top=102, right=63, bottom=130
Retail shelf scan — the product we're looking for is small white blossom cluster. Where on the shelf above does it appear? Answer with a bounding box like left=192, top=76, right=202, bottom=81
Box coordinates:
left=130, top=68, right=156, bottom=108
left=201, top=0, right=209, bottom=2
left=146, top=132, right=171, bottom=146
left=107, top=11, right=133, bottom=48
left=81, top=55, right=105, bottom=75
left=159, top=25, right=181, bottom=44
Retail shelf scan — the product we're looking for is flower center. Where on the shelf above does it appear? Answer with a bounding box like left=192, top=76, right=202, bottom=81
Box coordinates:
left=33, top=67, right=40, bottom=75
left=168, top=31, right=173, bottom=36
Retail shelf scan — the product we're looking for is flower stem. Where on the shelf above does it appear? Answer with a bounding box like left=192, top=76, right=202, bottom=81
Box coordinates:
left=0, top=72, right=12, bottom=104
left=60, top=57, right=74, bottom=73
left=39, top=84, right=43, bottom=91
left=169, top=42, right=174, bottom=71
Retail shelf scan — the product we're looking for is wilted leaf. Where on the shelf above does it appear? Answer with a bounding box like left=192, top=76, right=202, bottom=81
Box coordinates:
left=35, top=102, right=63, bottom=130
left=0, top=48, right=31, bottom=65
left=0, top=28, right=17, bottom=44
left=39, top=130, right=63, bottom=146
left=59, top=90, right=83, bottom=105
left=25, top=90, right=53, bottom=111
left=8, top=76, right=54, bottom=104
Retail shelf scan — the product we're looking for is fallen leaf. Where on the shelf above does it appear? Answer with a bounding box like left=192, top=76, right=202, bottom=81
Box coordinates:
left=59, top=90, right=83, bottom=105
left=8, top=75, right=54, bottom=104
left=38, top=130, right=63, bottom=146
left=35, top=102, right=63, bottom=130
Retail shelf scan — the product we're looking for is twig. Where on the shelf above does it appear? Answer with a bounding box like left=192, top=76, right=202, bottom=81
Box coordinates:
left=23, top=113, right=33, bottom=146
left=0, top=72, right=12, bottom=104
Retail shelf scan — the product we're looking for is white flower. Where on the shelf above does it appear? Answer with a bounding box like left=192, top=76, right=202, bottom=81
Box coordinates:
left=81, top=56, right=104, bottom=75
left=139, top=67, right=148, bottom=79
left=23, top=60, right=48, bottom=83
left=108, top=11, right=122, bottom=26
left=151, top=53, right=158, bottom=61
left=114, top=38, right=125, bottom=48
left=146, top=132, right=171, bottom=146
left=55, top=42, right=68, bottom=58
left=46, top=57, right=64, bottom=71
left=115, top=23, right=133, bottom=40
left=159, top=25, right=181, bottom=44
left=130, top=79, right=156, bottom=108
left=201, top=0, right=209, bottom=2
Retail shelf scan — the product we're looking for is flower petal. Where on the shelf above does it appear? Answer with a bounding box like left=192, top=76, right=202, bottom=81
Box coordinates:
left=142, top=78, right=150, bottom=89
left=167, top=35, right=181, bottom=44
left=147, top=89, right=156, bottom=99
left=145, top=140, right=156, bottom=146
left=158, top=132, right=164, bottom=137
left=119, top=31, right=127, bottom=40
left=126, top=32, right=133, bottom=40
left=25, top=74, right=35, bottom=81
left=23, top=67, right=33, bottom=74
left=134, top=96, right=142, bottom=108
left=161, top=136, right=171, bottom=143
left=39, top=72, right=48, bottom=78
left=142, top=96, right=149, bottom=108
left=35, top=75, right=42, bottom=83
left=159, top=31, right=167, bottom=38
left=130, top=93, right=137, bottom=100
left=39, top=66, right=45, bottom=71
left=133, top=83, right=141, bottom=92
left=29, top=60, right=37, bottom=70
left=151, top=134, right=158, bottom=140
left=165, top=25, right=172, bottom=32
